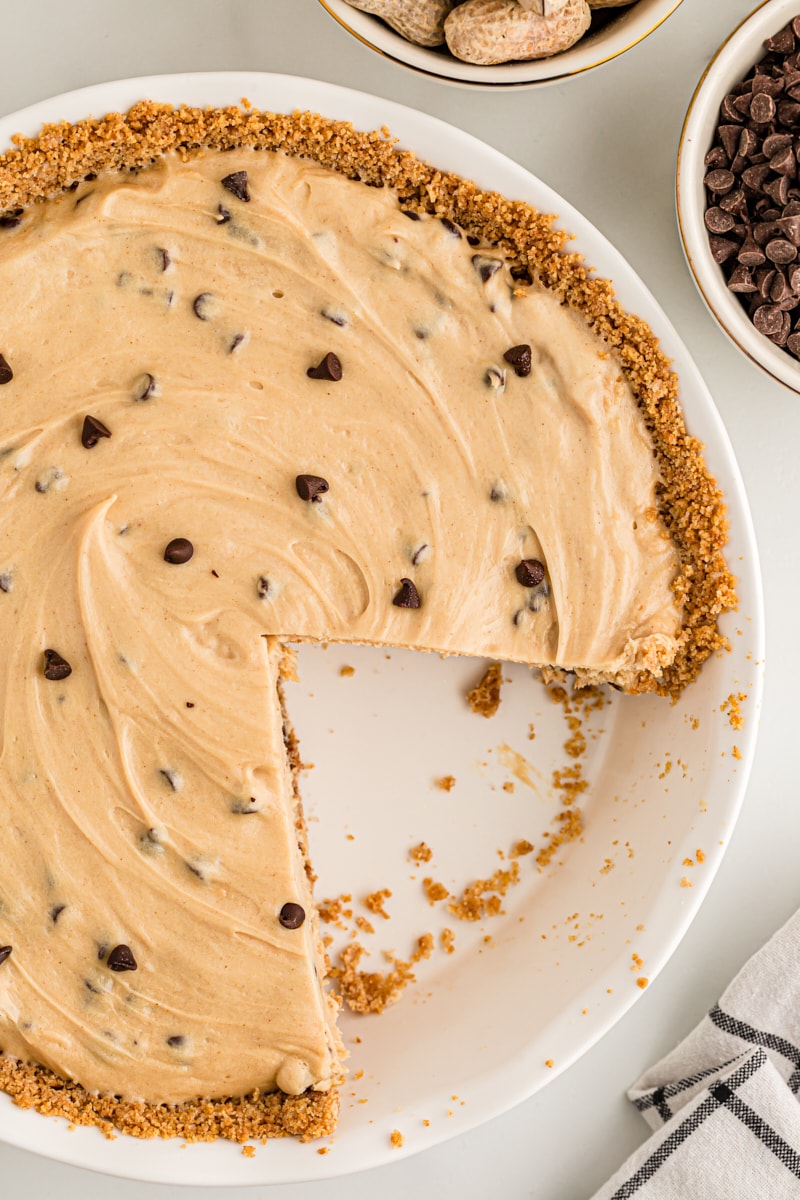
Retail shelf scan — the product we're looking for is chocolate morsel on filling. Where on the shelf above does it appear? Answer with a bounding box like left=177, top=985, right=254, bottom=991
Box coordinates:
left=393, top=577, right=421, bottom=609
left=81, top=415, right=112, bottom=449
left=0, top=573, right=11, bottom=594
left=135, top=373, right=156, bottom=400
left=440, top=217, right=462, bottom=238
left=257, top=575, right=270, bottom=599
left=157, top=247, right=170, bottom=272
left=0, top=354, right=12, bottom=385
left=107, top=944, right=137, bottom=972
left=0, top=947, right=11, bottom=967
left=278, top=902, right=306, bottom=930
left=221, top=171, right=250, bottom=203
left=166, top=1035, right=185, bottom=1048
left=50, top=904, right=66, bottom=924
left=295, top=474, right=329, bottom=502
left=229, top=333, right=246, bottom=354
left=503, top=344, right=532, bottom=377
left=43, top=649, right=72, bottom=681
left=515, top=559, right=546, bottom=587
left=401, top=209, right=420, bottom=220
left=472, top=255, right=502, bottom=283
left=307, top=351, right=342, bottom=382
left=484, top=366, right=506, bottom=392
left=216, top=204, right=231, bottom=225
left=164, top=537, right=194, bottom=564
left=193, top=293, right=214, bottom=321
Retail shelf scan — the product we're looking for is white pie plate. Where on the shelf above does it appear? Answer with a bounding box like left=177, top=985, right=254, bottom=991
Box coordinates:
left=0, top=73, right=763, bottom=1185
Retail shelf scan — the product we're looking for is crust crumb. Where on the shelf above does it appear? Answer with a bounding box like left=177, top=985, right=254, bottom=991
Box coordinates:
left=364, top=889, right=392, bottom=921
left=466, top=662, right=503, bottom=717
left=390, top=1128, right=404, bottom=1148
left=720, top=692, right=747, bottom=730
left=409, top=841, right=433, bottom=865
left=434, top=775, right=456, bottom=792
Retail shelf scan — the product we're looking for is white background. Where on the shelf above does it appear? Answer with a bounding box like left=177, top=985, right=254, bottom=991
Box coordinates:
left=0, top=1, right=794, bottom=1196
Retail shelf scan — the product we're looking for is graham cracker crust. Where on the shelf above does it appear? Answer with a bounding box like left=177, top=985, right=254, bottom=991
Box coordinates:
left=0, top=99, right=738, bottom=1142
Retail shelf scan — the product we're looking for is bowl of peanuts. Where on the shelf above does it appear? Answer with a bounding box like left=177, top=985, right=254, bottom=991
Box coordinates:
left=317, top=0, right=683, bottom=87
left=678, top=0, right=800, bottom=393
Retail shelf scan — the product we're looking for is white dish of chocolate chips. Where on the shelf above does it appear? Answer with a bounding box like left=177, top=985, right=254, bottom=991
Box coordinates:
left=0, top=73, right=762, bottom=1185
left=678, top=0, right=800, bottom=394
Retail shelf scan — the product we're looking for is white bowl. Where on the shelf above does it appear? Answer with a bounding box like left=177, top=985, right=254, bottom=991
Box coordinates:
left=318, top=0, right=683, bottom=88
left=0, top=72, right=763, bottom=1186
left=678, top=0, right=800, bottom=395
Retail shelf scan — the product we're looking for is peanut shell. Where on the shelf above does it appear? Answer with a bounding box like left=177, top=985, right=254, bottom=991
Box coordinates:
left=445, top=0, right=591, bottom=64
left=343, top=0, right=458, bottom=46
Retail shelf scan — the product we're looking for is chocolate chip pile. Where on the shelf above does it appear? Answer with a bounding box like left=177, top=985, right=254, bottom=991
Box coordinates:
left=705, top=16, right=800, bottom=358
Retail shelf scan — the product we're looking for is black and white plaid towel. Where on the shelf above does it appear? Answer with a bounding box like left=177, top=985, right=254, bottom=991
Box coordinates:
left=592, top=908, right=800, bottom=1198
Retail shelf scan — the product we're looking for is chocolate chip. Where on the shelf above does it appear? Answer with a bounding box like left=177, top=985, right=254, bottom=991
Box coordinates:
left=704, top=145, right=730, bottom=170
left=295, top=474, right=329, bottom=502
left=257, top=575, right=270, bottom=599
left=157, top=247, right=170, bottom=272
left=393, top=578, right=421, bottom=609
left=770, top=145, right=797, bottom=176
left=0, top=215, right=21, bottom=229
left=704, top=207, right=736, bottom=234
left=0, top=947, right=11, bottom=967
left=193, top=293, right=214, bottom=321
left=279, top=902, right=306, bottom=929
left=484, top=366, right=506, bottom=392
left=718, top=125, right=742, bottom=158
left=81, top=415, right=112, bottom=448
left=411, top=543, right=429, bottom=567
left=503, top=344, right=532, bottom=377
left=766, top=26, right=795, bottom=55
left=43, top=649, right=72, bottom=681
left=216, top=204, right=231, bottom=225
left=753, top=304, right=784, bottom=335
left=321, top=306, right=348, bottom=327
left=777, top=213, right=800, bottom=243
left=135, top=373, right=156, bottom=401
left=50, top=904, right=66, bottom=923
left=709, top=236, right=739, bottom=264
left=401, top=209, right=420, bottom=220
left=440, top=218, right=461, bottom=238
left=766, top=237, right=798, bottom=263
left=705, top=169, right=736, bottom=194
left=164, top=537, right=194, bottom=564
left=515, top=559, right=545, bottom=587
left=166, top=1035, right=185, bottom=1047
left=471, top=255, right=502, bottom=283
left=738, top=233, right=766, bottom=268
left=787, top=331, right=800, bottom=356
left=159, top=768, right=182, bottom=792
left=0, top=354, right=12, bottom=385
left=306, top=352, right=342, bottom=381
left=751, top=92, right=777, bottom=123
left=727, top=264, right=757, bottom=293
left=0, top=572, right=11, bottom=594
left=221, top=171, right=250, bottom=202
left=229, top=333, right=246, bottom=354
left=107, top=944, right=137, bottom=972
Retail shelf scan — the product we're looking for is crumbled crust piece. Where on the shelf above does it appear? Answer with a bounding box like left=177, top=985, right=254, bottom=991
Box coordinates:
left=409, top=841, right=433, bottom=865
left=434, top=775, right=456, bottom=792
left=466, top=662, right=503, bottom=717
left=331, top=936, right=433, bottom=1014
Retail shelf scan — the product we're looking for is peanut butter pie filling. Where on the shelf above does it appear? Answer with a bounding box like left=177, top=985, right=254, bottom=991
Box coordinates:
left=0, top=104, right=734, bottom=1140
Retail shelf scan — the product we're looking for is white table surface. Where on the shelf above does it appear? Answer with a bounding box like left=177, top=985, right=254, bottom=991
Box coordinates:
left=0, top=1, right=793, bottom=1196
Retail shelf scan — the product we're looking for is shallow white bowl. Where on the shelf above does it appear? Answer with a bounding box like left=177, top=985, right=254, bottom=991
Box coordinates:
left=678, top=0, right=800, bottom=395
left=0, top=72, right=763, bottom=1186
left=318, top=0, right=683, bottom=88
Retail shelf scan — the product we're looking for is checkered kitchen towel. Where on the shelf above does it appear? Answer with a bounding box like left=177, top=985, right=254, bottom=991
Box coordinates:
left=592, top=908, right=800, bottom=1198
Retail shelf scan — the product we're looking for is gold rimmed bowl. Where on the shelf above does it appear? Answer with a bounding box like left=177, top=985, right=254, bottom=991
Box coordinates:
left=317, top=0, right=683, bottom=89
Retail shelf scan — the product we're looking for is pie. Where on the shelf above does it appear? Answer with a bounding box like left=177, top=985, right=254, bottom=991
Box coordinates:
left=0, top=101, right=735, bottom=1142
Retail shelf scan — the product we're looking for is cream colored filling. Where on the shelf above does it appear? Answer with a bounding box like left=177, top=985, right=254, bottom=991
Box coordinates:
left=0, top=149, right=680, bottom=1103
